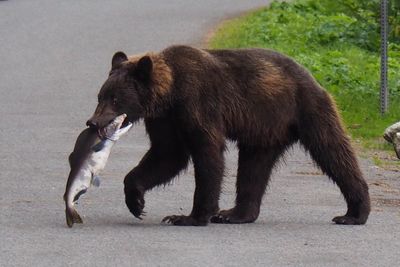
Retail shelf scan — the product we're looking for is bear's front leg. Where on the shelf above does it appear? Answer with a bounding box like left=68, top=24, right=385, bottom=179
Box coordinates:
left=163, top=133, right=224, bottom=226
left=124, top=117, right=190, bottom=220
left=124, top=144, right=190, bottom=220
left=124, top=177, right=146, bottom=219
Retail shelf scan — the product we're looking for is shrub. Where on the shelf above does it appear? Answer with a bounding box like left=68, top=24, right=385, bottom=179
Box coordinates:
left=210, top=0, right=400, bottom=144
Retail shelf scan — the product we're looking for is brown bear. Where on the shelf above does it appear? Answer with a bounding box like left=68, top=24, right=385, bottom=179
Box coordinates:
left=87, top=45, right=370, bottom=226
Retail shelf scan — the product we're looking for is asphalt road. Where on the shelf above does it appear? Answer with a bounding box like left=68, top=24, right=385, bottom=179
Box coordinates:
left=1, top=1, right=399, bottom=266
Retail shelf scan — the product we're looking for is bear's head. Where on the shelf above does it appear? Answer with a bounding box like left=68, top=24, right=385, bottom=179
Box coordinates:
left=87, top=51, right=172, bottom=129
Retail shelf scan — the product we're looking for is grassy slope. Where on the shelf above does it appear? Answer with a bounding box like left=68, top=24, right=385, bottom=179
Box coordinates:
left=209, top=1, right=400, bottom=166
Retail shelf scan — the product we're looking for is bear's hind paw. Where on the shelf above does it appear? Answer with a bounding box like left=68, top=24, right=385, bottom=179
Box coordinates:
left=332, top=215, right=366, bottom=225
left=162, top=215, right=207, bottom=226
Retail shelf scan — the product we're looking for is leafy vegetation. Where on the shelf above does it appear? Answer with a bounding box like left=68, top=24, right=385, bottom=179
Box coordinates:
left=210, top=0, right=400, bottom=153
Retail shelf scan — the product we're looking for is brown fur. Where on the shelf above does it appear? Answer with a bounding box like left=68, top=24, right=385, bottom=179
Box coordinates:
left=126, top=53, right=173, bottom=96
left=257, top=61, right=293, bottom=97
left=87, top=45, right=370, bottom=226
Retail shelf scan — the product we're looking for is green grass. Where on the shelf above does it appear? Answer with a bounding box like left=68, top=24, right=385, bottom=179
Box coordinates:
left=209, top=0, right=400, bottom=152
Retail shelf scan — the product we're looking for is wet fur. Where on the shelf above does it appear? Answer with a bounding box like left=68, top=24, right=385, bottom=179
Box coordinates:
left=88, top=45, right=371, bottom=226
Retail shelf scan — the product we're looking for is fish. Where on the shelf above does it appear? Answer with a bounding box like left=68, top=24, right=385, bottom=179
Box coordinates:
left=63, top=114, right=132, bottom=227
left=384, top=122, right=400, bottom=159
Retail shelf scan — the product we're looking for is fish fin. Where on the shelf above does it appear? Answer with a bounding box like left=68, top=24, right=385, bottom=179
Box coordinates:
left=73, top=188, right=87, bottom=202
left=91, top=175, right=101, bottom=187
left=92, top=140, right=106, bottom=152
left=66, top=208, right=83, bottom=228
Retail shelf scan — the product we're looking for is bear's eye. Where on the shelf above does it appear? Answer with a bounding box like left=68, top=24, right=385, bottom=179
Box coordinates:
left=112, top=97, right=118, bottom=105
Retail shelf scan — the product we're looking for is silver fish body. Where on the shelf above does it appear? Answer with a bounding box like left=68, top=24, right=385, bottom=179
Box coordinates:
left=64, top=114, right=132, bottom=227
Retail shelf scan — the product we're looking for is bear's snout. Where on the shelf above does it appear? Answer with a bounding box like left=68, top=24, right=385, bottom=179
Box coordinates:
left=86, top=113, right=118, bottom=129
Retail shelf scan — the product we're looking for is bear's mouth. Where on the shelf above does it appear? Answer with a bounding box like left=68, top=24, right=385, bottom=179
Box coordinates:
left=97, top=116, right=131, bottom=140
left=97, top=128, right=107, bottom=140
left=121, top=117, right=130, bottom=128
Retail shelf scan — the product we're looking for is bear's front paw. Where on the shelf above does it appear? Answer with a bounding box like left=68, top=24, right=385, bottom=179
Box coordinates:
left=162, top=215, right=207, bottom=226
left=124, top=185, right=145, bottom=219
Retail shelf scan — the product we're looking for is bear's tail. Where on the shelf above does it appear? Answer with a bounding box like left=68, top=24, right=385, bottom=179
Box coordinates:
left=298, top=89, right=370, bottom=224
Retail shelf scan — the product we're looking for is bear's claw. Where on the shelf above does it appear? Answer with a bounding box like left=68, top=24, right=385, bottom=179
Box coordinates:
left=124, top=187, right=145, bottom=219
left=162, top=215, right=207, bottom=226
left=210, top=208, right=258, bottom=224
left=210, top=214, right=231, bottom=223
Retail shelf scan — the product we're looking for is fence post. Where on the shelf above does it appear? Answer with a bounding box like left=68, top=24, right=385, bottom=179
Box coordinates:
left=380, top=0, right=389, bottom=115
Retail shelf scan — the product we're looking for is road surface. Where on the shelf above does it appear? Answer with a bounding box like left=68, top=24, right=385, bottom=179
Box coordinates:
left=1, top=0, right=399, bottom=266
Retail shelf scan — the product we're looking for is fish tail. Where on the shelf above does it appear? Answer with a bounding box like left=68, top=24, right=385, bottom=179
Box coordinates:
left=66, top=207, right=83, bottom=227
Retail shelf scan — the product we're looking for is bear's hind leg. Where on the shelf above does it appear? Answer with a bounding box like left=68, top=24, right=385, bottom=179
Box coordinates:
left=211, top=144, right=286, bottom=224
left=299, top=93, right=370, bottom=225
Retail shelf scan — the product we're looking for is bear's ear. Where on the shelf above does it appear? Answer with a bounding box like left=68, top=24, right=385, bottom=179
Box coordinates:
left=111, top=51, right=128, bottom=68
left=134, top=55, right=153, bottom=81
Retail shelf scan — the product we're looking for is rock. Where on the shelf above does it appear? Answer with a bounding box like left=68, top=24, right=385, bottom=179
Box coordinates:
left=384, top=122, right=400, bottom=159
